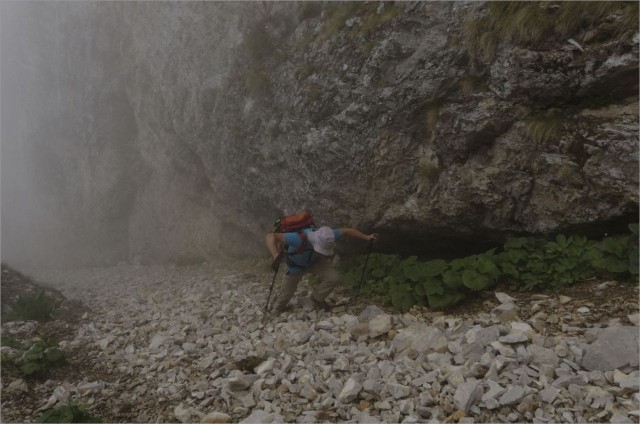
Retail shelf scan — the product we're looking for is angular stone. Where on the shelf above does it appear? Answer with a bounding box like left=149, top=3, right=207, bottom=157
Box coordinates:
left=6, top=379, right=28, bottom=393
left=527, top=344, right=560, bottom=367
left=498, top=386, right=527, bottom=406
left=359, top=305, right=385, bottom=321
left=539, top=386, right=560, bottom=404
left=582, top=326, right=640, bottom=371
left=481, top=380, right=505, bottom=403
left=369, top=314, right=392, bottom=338
left=201, top=412, right=231, bottom=423
left=239, top=410, right=284, bottom=423
left=255, top=359, right=275, bottom=376
left=551, top=374, right=588, bottom=388
left=77, top=381, right=103, bottom=396
left=495, top=293, right=516, bottom=304
left=391, top=325, right=448, bottom=358
left=493, top=303, right=518, bottom=321
left=174, top=404, right=192, bottom=423
left=453, top=379, right=483, bottom=414
left=338, top=378, right=362, bottom=403
left=499, top=331, right=528, bottom=344
left=387, top=383, right=411, bottom=399
left=228, top=374, right=259, bottom=392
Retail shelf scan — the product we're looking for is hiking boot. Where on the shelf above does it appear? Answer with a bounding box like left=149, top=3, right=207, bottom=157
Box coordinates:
left=274, top=304, right=293, bottom=315
left=312, top=297, right=332, bottom=312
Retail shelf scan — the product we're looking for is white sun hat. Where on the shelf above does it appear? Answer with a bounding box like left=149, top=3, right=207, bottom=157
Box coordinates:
left=308, top=226, right=336, bottom=256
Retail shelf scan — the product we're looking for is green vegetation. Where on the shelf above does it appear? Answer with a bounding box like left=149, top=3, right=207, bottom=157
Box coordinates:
left=319, top=1, right=401, bottom=41
left=36, top=402, right=101, bottom=423
left=244, top=68, right=272, bottom=100
left=319, top=2, right=361, bottom=41
left=497, top=234, right=600, bottom=291
left=524, top=109, right=565, bottom=144
left=425, top=99, right=447, bottom=134
left=3, top=290, right=59, bottom=322
left=416, top=163, right=441, bottom=186
left=295, top=62, right=316, bottom=81
left=358, top=3, right=401, bottom=38
left=342, top=224, right=639, bottom=311
left=1, top=338, right=66, bottom=377
left=466, top=1, right=639, bottom=59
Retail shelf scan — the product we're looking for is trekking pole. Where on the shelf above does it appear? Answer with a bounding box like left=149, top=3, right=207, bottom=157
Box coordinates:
left=355, top=239, right=374, bottom=303
left=264, top=251, right=283, bottom=313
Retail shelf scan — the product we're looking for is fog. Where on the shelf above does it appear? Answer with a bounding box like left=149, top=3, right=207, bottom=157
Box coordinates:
left=0, top=2, right=262, bottom=271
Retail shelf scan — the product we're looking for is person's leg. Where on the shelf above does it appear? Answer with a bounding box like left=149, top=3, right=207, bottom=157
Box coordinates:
left=310, top=256, right=340, bottom=303
left=274, top=272, right=303, bottom=312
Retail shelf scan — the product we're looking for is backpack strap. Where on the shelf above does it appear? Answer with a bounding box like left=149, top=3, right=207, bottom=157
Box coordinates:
left=294, top=231, right=309, bottom=255
left=285, top=230, right=315, bottom=269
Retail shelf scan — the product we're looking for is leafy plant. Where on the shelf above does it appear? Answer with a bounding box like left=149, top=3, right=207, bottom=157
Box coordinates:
left=36, top=402, right=101, bottom=423
left=5, top=290, right=59, bottom=322
left=1, top=338, right=65, bottom=377
left=497, top=234, right=602, bottom=291
left=342, top=224, right=638, bottom=311
left=1, top=333, right=25, bottom=349
left=594, top=224, right=639, bottom=280
left=19, top=339, right=66, bottom=376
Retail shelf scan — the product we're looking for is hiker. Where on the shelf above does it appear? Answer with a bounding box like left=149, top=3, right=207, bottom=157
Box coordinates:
left=266, top=225, right=377, bottom=313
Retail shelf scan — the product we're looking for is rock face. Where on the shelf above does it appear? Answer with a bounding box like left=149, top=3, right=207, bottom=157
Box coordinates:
left=1, top=2, right=638, bottom=266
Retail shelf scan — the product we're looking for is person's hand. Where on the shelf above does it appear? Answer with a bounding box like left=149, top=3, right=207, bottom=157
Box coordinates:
left=367, top=233, right=378, bottom=242
left=271, top=252, right=284, bottom=271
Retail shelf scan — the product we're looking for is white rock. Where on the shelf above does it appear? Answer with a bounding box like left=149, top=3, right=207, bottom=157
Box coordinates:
left=453, top=379, right=483, bottom=413
left=498, top=386, right=527, bottom=405
left=77, top=381, right=103, bottom=396
left=369, top=314, right=392, bottom=338
left=6, top=379, right=28, bottom=393
left=239, top=409, right=284, bottom=423
left=387, top=383, right=411, bottom=399
left=53, top=385, right=72, bottom=403
left=338, top=378, right=362, bottom=403
left=149, top=334, right=168, bottom=350
left=255, top=359, right=276, bottom=376
left=628, top=313, right=640, bottom=326
left=539, top=386, right=560, bottom=403
left=200, top=412, right=231, bottom=423
left=495, top=292, right=516, bottom=304
left=174, top=404, right=192, bottom=423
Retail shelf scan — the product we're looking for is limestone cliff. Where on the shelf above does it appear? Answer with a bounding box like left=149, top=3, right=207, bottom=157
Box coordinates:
left=1, top=1, right=638, bottom=267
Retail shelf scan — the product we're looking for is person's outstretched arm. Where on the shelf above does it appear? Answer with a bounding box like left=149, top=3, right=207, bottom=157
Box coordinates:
left=339, top=228, right=378, bottom=242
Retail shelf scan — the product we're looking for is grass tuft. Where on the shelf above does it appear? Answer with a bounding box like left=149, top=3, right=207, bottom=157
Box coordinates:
left=524, top=109, right=565, bottom=144
left=466, top=1, right=639, bottom=59
left=4, top=290, right=59, bottom=322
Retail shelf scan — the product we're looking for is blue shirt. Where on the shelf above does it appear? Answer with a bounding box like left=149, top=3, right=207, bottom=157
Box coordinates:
left=284, top=228, right=342, bottom=275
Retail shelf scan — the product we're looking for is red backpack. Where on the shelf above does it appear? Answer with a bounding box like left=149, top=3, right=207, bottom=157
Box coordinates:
left=273, top=210, right=315, bottom=233
left=273, top=211, right=316, bottom=255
